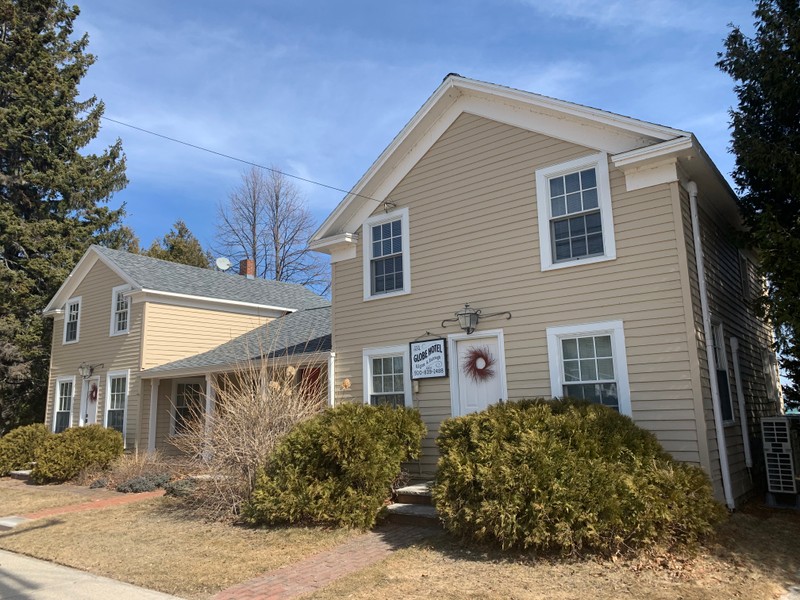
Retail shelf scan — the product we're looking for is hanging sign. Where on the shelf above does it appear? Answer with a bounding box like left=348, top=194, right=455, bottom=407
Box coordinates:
left=410, top=339, right=448, bottom=379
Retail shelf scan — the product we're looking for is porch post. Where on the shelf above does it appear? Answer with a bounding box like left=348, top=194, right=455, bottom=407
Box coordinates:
left=204, top=373, right=215, bottom=434
left=327, top=352, right=335, bottom=407
left=148, top=379, right=159, bottom=453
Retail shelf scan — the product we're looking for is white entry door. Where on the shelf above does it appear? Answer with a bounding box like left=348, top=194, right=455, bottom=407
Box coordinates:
left=80, top=377, right=99, bottom=425
left=450, top=331, right=507, bottom=416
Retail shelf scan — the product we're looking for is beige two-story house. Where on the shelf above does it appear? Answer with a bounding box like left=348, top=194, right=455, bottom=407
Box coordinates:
left=43, top=245, right=329, bottom=452
left=310, top=75, right=782, bottom=508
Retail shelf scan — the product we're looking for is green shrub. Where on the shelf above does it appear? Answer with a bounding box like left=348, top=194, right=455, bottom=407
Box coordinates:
left=0, top=424, right=53, bottom=476
left=245, top=403, right=426, bottom=529
left=116, top=472, right=170, bottom=493
left=433, top=399, right=725, bottom=555
left=31, top=425, right=123, bottom=483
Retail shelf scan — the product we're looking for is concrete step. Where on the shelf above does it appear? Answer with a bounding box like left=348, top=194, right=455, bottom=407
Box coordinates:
left=8, top=470, right=32, bottom=481
left=385, top=502, right=440, bottom=527
left=395, top=481, right=433, bottom=505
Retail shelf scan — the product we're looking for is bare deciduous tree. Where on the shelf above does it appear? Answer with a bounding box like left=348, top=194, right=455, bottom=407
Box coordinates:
left=214, top=167, right=330, bottom=294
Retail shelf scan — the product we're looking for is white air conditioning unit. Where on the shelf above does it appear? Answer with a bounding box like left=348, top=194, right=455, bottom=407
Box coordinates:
left=761, top=417, right=798, bottom=495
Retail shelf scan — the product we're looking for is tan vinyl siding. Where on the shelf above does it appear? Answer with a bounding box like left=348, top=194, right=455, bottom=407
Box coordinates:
left=331, top=112, right=702, bottom=475
left=686, top=187, right=781, bottom=502
left=141, top=304, right=270, bottom=369
left=45, top=261, right=143, bottom=449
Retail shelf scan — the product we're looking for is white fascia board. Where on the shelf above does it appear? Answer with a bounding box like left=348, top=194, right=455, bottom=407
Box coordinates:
left=611, top=136, right=695, bottom=168
left=43, top=248, right=138, bottom=315
left=139, top=289, right=295, bottom=317
left=309, top=232, right=359, bottom=262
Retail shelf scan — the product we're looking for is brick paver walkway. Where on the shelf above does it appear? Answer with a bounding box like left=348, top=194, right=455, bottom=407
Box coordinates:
left=21, top=489, right=165, bottom=520
left=213, top=524, right=436, bottom=600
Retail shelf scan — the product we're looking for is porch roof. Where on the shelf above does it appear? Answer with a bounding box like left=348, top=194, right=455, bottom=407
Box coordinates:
left=140, top=305, right=331, bottom=378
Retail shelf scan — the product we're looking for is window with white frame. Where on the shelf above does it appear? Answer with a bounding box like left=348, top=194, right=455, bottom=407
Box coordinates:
left=536, top=153, right=616, bottom=271
left=546, top=320, right=631, bottom=415
left=711, top=323, right=734, bottom=424
left=63, top=297, right=81, bottom=343
left=54, top=377, right=74, bottom=433
left=363, top=346, right=411, bottom=408
left=106, top=372, right=128, bottom=433
left=172, top=380, right=204, bottom=434
left=110, top=285, right=130, bottom=335
left=363, top=208, right=410, bottom=300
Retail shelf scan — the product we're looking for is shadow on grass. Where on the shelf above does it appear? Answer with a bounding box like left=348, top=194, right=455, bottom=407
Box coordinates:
left=0, top=518, right=65, bottom=540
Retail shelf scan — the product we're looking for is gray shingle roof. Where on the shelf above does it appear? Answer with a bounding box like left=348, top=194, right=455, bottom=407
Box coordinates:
left=92, top=245, right=327, bottom=310
left=142, top=305, right=331, bottom=375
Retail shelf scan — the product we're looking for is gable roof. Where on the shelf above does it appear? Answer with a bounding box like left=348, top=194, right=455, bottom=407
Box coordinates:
left=141, top=305, right=331, bottom=377
left=44, top=245, right=328, bottom=314
left=310, top=74, right=735, bottom=251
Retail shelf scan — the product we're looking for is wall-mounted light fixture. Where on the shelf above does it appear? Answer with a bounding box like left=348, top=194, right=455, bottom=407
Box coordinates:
left=441, top=303, right=511, bottom=335
left=78, top=362, right=104, bottom=380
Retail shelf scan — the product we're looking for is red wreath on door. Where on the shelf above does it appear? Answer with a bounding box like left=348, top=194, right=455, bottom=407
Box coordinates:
left=462, top=346, right=495, bottom=382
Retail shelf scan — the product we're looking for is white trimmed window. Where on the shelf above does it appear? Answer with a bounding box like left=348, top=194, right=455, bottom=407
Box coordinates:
left=171, top=379, right=205, bottom=435
left=363, top=207, right=410, bottom=300
left=711, top=322, right=735, bottom=424
left=546, top=320, right=631, bottom=416
left=105, top=371, right=128, bottom=434
left=109, top=285, right=131, bottom=335
left=536, top=153, right=616, bottom=271
left=53, top=376, right=75, bottom=433
left=63, top=297, right=81, bottom=344
left=363, top=346, right=412, bottom=408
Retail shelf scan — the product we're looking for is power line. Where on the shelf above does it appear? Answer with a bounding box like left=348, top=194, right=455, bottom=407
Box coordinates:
left=100, top=116, right=382, bottom=204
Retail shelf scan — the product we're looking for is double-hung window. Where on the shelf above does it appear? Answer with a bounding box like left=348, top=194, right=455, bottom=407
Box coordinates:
left=546, top=320, right=631, bottom=416
left=106, top=372, right=128, bottom=434
left=363, top=208, right=410, bottom=300
left=536, top=153, right=616, bottom=271
left=110, top=285, right=130, bottom=335
left=711, top=323, right=734, bottom=424
left=363, top=346, right=411, bottom=408
left=172, top=380, right=204, bottom=434
left=64, top=297, right=81, bottom=344
left=54, top=377, right=74, bottom=433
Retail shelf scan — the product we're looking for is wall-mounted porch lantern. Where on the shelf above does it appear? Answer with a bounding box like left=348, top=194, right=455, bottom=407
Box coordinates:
left=441, top=303, right=511, bottom=335
left=78, top=362, right=104, bottom=380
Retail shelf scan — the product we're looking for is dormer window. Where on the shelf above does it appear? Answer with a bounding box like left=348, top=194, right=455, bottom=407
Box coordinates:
left=363, top=207, right=410, bottom=300
left=63, top=297, right=81, bottom=344
left=110, top=285, right=130, bottom=335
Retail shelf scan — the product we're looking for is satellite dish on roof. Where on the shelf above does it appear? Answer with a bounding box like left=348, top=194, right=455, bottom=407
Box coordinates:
left=215, top=257, right=232, bottom=272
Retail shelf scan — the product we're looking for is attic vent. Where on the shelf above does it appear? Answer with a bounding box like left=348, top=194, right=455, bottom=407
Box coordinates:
left=762, top=417, right=797, bottom=494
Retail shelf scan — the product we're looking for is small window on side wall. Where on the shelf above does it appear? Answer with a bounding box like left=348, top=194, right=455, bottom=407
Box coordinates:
left=54, top=377, right=74, bottom=433
left=363, top=208, right=410, bottom=300
left=536, top=153, right=616, bottom=271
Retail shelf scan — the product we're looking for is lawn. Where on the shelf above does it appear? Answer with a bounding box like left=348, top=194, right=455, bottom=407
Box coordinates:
left=0, top=495, right=356, bottom=599
left=309, top=505, right=800, bottom=600
left=0, top=479, right=114, bottom=516
left=0, top=481, right=797, bottom=600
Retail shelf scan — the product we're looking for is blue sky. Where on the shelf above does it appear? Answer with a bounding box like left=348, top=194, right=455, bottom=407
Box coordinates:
left=76, top=0, right=756, bottom=252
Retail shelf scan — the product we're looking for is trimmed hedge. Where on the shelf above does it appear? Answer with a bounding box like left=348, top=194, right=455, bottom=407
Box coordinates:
left=0, top=424, right=53, bottom=476
left=433, top=399, right=725, bottom=555
left=245, top=403, right=426, bottom=529
left=31, top=425, right=123, bottom=483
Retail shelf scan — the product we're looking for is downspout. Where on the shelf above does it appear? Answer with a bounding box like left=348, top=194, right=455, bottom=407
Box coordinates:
left=327, top=352, right=336, bottom=407
left=729, top=337, right=754, bottom=470
left=688, top=180, right=735, bottom=509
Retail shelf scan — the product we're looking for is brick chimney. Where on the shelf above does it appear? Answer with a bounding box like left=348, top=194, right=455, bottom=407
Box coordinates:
left=239, top=259, right=255, bottom=279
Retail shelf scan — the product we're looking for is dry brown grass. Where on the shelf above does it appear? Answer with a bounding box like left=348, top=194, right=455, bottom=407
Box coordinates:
left=310, top=504, right=800, bottom=600
left=0, top=496, right=356, bottom=599
left=0, top=479, right=112, bottom=515
left=77, top=449, right=185, bottom=489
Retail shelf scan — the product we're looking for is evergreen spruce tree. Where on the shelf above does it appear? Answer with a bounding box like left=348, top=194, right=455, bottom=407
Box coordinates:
left=0, top=1, right=128, bottom=432
left=718, top=0, right=800, bottom=410
left=145, top=220, right=210, bottom=268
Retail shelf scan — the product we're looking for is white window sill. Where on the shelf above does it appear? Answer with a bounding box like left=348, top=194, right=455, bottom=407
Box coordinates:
left=363, top=288, right=411, bottom=302
left=541, top=253, right=616, bottom=272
